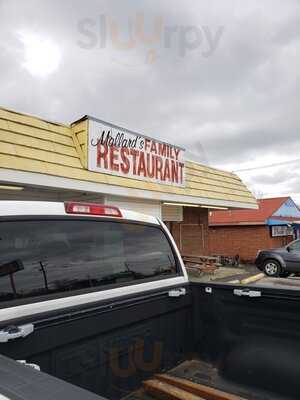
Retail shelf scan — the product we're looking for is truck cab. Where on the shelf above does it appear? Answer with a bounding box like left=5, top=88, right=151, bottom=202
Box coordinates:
left=0, top=201, right=299, bottom=400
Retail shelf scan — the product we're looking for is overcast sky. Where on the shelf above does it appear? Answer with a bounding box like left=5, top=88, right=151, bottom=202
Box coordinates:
left=1, top=0, right=300, bottom=201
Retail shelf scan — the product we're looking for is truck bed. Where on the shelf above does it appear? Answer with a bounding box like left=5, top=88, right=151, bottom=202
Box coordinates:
left=1, top=280, right=300, bottom=400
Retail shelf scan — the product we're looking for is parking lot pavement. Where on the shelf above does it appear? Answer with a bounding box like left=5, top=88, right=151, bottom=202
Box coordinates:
left=188, top=264, right=260, bottom=284
left=253, top=276, right=300, bottom=289
left=188, top=262, right=300, bottom=288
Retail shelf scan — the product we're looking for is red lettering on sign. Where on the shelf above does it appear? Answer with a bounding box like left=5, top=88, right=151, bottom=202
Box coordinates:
left=145, top=139, right=151, bottom=152
left=146, top=153, right=155, bottom=178
left=120, top=148, right=130, bottom=174
left=97, top=144, right=108, bottom=169
left=169, top=147, right=175, bottom=160
left=110, top=146, right=119, bottom=171
left=179, top=162, right=184, bottom=184
left=150, top=141, right=157, bottom=154
left=163, top=159, right=170, bottom=181
left=130, top=149, right=139, bottom=175
left=174, top=148, right=181, bottom=160
left=137, top=151, right=147, bottom=177
left=158, top=143, right=167, bottom=157
left=171, top=160, right=179, bottom=183
left=92, top=130, right=184, bottom=185
left=155, top=156, right=164, bottom=181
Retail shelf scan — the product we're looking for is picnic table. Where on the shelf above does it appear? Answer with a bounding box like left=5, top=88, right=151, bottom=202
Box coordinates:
left=181, top=254, right=219, bottom=276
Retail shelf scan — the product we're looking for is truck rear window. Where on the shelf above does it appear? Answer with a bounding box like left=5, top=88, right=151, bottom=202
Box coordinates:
left=0, top=219, right=178, bottom=304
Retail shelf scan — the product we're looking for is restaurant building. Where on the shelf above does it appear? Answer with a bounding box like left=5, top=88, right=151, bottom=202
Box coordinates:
left=209, top=197, right=300, bottom=262
left=0, top=106, right=256, bottom=255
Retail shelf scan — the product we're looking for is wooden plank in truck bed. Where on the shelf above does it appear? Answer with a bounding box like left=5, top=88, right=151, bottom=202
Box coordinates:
left=143, top=379, right=205, bottom=400
left=154, top=374, right=245, bottom=400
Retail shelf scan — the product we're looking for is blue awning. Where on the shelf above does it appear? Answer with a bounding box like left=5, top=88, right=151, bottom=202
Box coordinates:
left=266, top=218, right=293, bottom=226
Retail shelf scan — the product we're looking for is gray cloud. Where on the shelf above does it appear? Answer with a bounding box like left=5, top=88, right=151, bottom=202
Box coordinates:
left=0, top=0, right=300, bottom=198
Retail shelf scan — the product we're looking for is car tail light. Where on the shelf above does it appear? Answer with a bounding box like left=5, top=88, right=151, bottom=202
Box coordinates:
left=64, top=202, right=122, bottom=217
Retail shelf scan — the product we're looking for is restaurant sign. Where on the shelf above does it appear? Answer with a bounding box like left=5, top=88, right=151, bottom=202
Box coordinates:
left=88, top=119, right=185, bottom=187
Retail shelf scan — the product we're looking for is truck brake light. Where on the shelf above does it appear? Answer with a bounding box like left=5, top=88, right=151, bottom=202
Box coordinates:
left=64, top=202, right=122, bottom=217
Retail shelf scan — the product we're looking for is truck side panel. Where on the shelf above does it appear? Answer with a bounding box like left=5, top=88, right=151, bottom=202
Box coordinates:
left=0, top=285, right=192, bottom=400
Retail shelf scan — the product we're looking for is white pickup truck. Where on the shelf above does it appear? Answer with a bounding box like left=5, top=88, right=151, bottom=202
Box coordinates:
left=0, top=201, right=297, bottom=400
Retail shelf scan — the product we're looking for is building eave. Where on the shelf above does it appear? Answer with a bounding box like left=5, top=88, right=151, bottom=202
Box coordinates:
left=0, top=169, right=258, bottom=210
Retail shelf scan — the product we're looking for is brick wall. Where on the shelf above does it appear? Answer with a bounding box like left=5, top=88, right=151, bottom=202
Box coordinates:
left=209, top=225, right=293, bottom=263
left=167, top=207, right=209, bottom=255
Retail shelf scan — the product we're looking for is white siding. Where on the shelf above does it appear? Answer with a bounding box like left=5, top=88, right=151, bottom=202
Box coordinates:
left=104, top=195, right=161, bottom=218
left=0, top=186, right=104, bottom=203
